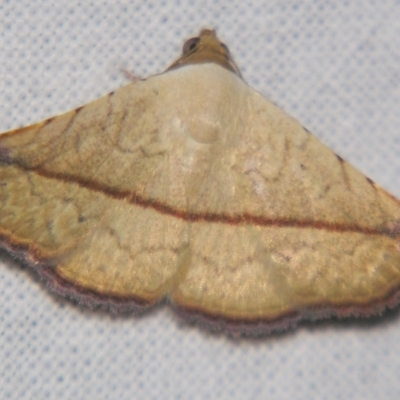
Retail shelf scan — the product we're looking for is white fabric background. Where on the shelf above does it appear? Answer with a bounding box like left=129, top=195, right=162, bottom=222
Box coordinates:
left=1, top=1, right=400, bottom=399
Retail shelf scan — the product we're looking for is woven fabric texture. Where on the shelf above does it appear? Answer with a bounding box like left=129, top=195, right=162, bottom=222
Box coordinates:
left=1, top=1, right=400, bottom=399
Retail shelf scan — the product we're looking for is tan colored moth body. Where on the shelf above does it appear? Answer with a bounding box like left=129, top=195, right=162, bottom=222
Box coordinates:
left=1, top=30, right=400, bottom=333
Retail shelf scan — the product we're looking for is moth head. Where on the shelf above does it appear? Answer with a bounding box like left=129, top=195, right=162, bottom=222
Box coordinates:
left=167, top=29, right=242, bottom=78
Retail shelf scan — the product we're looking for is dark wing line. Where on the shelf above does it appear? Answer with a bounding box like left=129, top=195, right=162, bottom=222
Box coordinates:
left=1, top=163, right=394, bottom=237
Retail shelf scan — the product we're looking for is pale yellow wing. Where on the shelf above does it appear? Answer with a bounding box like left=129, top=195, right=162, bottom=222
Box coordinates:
left=0, top=74, right=193, bottom=306
left=2, top=29, right=400, bottom=331
left=168, top=66, right=400, bottom=323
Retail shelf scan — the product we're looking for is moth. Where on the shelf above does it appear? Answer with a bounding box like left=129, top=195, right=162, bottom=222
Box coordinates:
left=1, top=29, right=400, bottom=334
